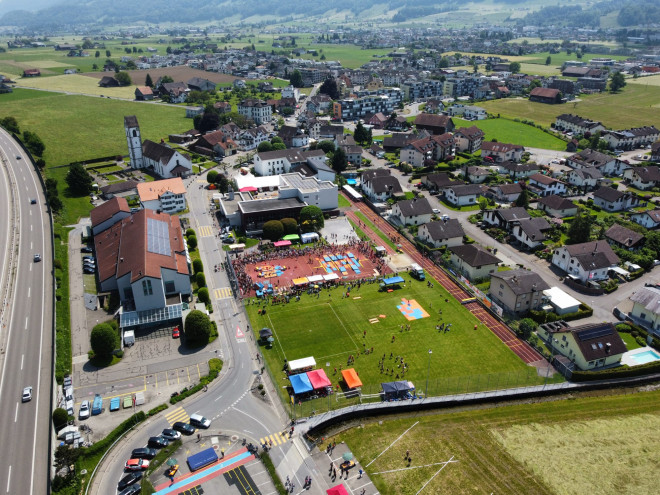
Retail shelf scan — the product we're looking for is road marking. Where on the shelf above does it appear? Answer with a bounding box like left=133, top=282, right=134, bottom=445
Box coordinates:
left=6, top=465, right=10, bottom=492
left=21, top=354, right=24, bottom=370
left=164, top=406, right=190, bottom=426
left=214, top=395, right=223, bottom=402
left=259, top=431, right=288, bottom=446
left=198, top=225, right=214, bottom=237
left=15, top=402, right=19, bottom=422
left=236, top=325, right=245, bottom=339
left=25, top=316, right=28, bottom=329
left=30, top=224, right=32, bottom=232
left=30, top=241, right=32, bottom=249
left=213, top=287, right=233, bottom=299
left=27, top=286, right=30, bottom=298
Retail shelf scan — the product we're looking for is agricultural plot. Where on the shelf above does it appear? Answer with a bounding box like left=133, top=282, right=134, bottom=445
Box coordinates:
left=453, top=117, right=567, bottom=150
left=16, top=74, right=137, bottom=98
left=332, top=389, right=660, bottom=495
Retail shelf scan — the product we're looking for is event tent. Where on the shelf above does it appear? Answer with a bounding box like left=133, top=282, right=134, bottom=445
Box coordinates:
left=341, top=368, right=362, bottom=389
left=307, top=369, right=332, bottom=390
left=301, top=232, right=319, bottom=244
left=290, top=372, right=313, bottom=395
left=307, top=275, right=324, bottom=283
left=259, top=328, right=273, bottom=339
left=381, top=380, right=414, bottom=399
left=293, top=277, right=309, bottom=286
left=282, top=234, right=300, bottom=241
left=323, top=273, right=339, bottom=281
left=382, top=276, right=405, bottom=285
left=326, top=485, right=349, bottom=495
left=239, top=186, right=258, bottom=192
left=288, top=356, right=316, bottom=373
left=273, top=240, right=291, bottom=247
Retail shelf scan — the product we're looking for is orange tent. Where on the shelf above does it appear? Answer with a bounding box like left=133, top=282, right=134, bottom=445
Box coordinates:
left=341, top=368, right=362, bottom=389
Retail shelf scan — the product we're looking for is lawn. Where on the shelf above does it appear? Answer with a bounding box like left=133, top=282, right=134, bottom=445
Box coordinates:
left=453, top=117, right=566, bottom=150
left=480, top=84, right=660, bottom=130
left=330, top=389, right=660, bottom=495
left=337, top=194, right=351, bottom=208
left=16, top=73, right=137, bottom=98
left=618, top=331, right=642, bottom=351
left=354, top=211, right=398, bottom=251
left=246, top=274, right=554, bottom=416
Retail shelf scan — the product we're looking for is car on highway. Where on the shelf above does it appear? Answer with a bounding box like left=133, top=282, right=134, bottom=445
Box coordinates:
left=172, top=327, right=180, bottom=339
left=173, top=421, right=195, bottom=435
left=16, top=155, right=21, bottom=160
left=33, top=254, right=41, bottom=262
left=189, top=413, right=211, bottom=429
left=161, top=428, right=181, bottom=441
left=118, top=484, right=142, bottom=495
left=131, top=447, right=157, bottom=460
left=147, top=436, right=169, bottom=448
left=117, top=472, right=143, bottom=490
left=124, top=458, right=150, bottom=471
left=79, top=400, right=90, bottom=419
left=30, top=198, right=37, bottom=204
left=22, top=386, right=32, bottom=402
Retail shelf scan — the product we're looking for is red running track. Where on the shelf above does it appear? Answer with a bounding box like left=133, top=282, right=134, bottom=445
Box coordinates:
left=346, top=193, right=543, bottom=364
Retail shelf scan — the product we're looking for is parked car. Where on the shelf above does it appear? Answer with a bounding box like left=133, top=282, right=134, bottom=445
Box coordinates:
left=22, top=386, right=32, bottom=402
left=161, top=428, right=181, bottom=441
left=118, top=485, right=142, bottom=495
left=172, top=327, right=180, bottom=339
left=173, top=421, right=195, bottom=435
left=79, top=400, right=90, bottom=419
left=117, top=472, right=143, bottom=490
left=83, top=256, right=95, bottom=262
left=124, top=458, right=150, bottom=471
left=148, top=436, right=169, bottom=448
left=83, top=268, right=95, bottom=274
left=131, top=448, right=156, bottom=460
left=81, top=246, right=93, bottom=253
left=189, top=413, right=211, bottom=429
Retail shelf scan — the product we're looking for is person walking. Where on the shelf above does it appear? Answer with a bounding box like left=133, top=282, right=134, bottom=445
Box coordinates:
left=358, top=468, right=363, bottom=479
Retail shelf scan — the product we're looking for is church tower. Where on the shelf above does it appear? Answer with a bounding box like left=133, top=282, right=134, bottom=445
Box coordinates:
left=124, top=115, right=143, bottom=169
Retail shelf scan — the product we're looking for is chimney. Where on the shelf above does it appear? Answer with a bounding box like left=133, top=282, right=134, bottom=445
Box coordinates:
left=120, top=257, right=124, bottom=262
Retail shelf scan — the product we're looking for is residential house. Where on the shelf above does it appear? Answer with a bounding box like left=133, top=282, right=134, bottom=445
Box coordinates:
left=604, top=224, right=644, bottom=251
left=592, top=186, right=639, bottom=212
left=651, top=141, right=660, bottom=162
left=367, top=112, right=388, bottom=129
left=631, top=209, right=660, bottom=229
left=623, top=165, right=660, bottom=191
left=192, top=131, right=238, bottom=158
left=135, top=86, right=154, bottom=100
left=401, top=136, right=436, bottom=168
left=566, top=167, right=603, bottom=191
left=529, top=87, right=562, bottom=104
left=99, top=180, right=139, bottom=200
left=137, top=178, right=187, bottom=214
left=483, top=207, right=530, bottom=231
left=536, top=195, right=578, bottom=218
left=187, top=77, right=216, bottom=92
left=527, top=173, right=567, bottom=197
left=361, top=169, right=402, bottom=202
left=629, top=287, right=660, bottom=334
left=381, top=133, right=418, bottom=152
left=214, top=101, right=232, bottom=114
left=463, top=166, right=491, bottom=184
left=445, top=184, right=483, bottom=206
left=22, top=68, right=41, bottom=77
left=481, top=142, right=525, bottom=163
left=90, top=197, right=131, bottom=236
left=277, top=125, right=308, bottom=149
left=306, top=94, right=332, bottom=114
left=341, top=145, right=363, bottom=166
left=159, top=82, right=189, bottom=103
left=142, top=140, right=192, bottom=179
left=566, top=149, right=624, bottom=176
left=99, top=75, right=119, bottom=87
left=448, top=244, right=501, bottom=282
left=238, top=127, right=270, bottom=151
left=537, top=321, right=627, bottom=371
left=417, top=220, right=464, bottom=248
left=369, top=143, right=385, bottom=158
left=464, top=106, right=487, bottom=120
left=431, top=133, right=455, bottom=161
left=453, top=126, right=485, bottom=153
left=551, top=240, right=620, bottom=282
left=253, top=149, right=328, bottom=178
left=391, top=198, right=433, bottom=226
left=487, top=183, right=522, bottom=203
left=185, top=106, right=204, bottom=119
left=488, top=269, right=550, bottom=315
left=281, top=85, right=300, bottom=102
left=237, top=98, right=272, bottom=124
left=423, top=173, right=456, bottom=193
left=556, top=114, right=605, bottom=136
left=511, top=217, right=552, bottom=250
left=601, top=126, right=659, bottom=150
left=413, top=113, right=455, bottom=135
left=498, top=161, right=540, bottom=179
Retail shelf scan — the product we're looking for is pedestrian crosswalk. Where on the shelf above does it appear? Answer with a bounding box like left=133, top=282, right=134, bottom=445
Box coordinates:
left=165, top=406, right=190, bottom=426
left=214, top=287, right=233, bottom=299
left=259, top=431, right=289, bottom=447
left=198, top=225, right=214, bottom=237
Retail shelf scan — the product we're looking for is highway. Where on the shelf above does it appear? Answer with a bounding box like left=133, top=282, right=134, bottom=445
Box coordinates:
left=0, top=128, right=53, bottom=494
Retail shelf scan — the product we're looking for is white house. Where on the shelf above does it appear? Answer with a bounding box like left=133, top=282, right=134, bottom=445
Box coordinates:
left=511, top=217, right=552, bottom=250
left=488, top=269, right=550, bottom=315
left=253, top=149, right=328, bottom=177
left=592, top=187, right=640, bottom=212
left=137, top=178, right=187, bottom=214
left=566, top=149, right=624, bottom=176
left=445, top=184, right=483, bottom=206
left=566, top=167, right=603, bottom=191
left=361, top=169, right=402, bottom=202
left=629, top=286, right=660, bottom=334
left=463, top=106, right=487, bottom=120
left=417, top=220, right=464, bottom=248
left=481, top=141, right=524, bottom=163
left=391, top=198, right=433, bottom=226
left=527, top=173, right=567, bottom=197
left=551, top=240, right=620, bottom=283
left=142, top=140, right=193, bottom=179
left=278, top=173, right=338, bottom=211
left=281, top=85, right=300, bottom=102
left=555, top=114, right=605, bottom=136
left=448, top=244, right=501, bottom=282
left=483, top=207, right=530, bottom=231
left=237, top=126, right=269, bottom=151
left=486, top=183, right=522, bottom=203
left=622, top=165, right=660, bottom=191
left=631, top=209, right=660, bottom=229
left=463, top=166, right=491, bottom=184
left=536, top=195, right=578, bottom=218
left=453, top=126, right=484, bottom=153
left=90, top=197, right=131, bottom=236
left=237, top=98, right=272, bottom=124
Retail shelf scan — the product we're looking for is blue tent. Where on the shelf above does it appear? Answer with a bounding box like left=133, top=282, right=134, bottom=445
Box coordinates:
left=381, top=380, right=413, bottom=399
left=290, top=373, right=313, bottom=394
left=382, top=276, right=405, bottom=285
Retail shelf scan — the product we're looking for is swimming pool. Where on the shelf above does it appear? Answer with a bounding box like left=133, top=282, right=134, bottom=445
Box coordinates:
left=347, top=179, right=357, bottom=185
left=630, top=349, right=660, bottom=365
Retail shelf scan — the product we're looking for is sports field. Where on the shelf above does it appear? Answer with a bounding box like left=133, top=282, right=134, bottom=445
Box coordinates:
left=453, top=117, right=566, bottom=150
left=246, top=273, right=554, bottom=414
left=331, top=389, right=660, bottom=495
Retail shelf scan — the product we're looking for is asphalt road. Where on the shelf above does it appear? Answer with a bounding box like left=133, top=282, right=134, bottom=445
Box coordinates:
left=0, top=128, right=53, bottom=494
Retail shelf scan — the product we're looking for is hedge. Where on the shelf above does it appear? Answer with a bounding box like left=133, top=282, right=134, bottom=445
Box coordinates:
left=261, top=452, right=288, bottom=495
left=148, top=403, right=169, bottom=416
left=80, top=411, right=146, bottom=459
left=572, top=360, right=660, bottom=381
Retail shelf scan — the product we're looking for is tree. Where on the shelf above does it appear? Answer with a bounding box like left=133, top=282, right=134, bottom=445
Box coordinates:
left=196, top=272, right=206, bottom=288
left=90, top=323, right=118, bottom=358
left=281, top=217, right=298, bottom=235
left=207, top=170, right=219, bottom=184
left=145, top=73, right=154, bottom=87
left=0, top=116, right=20, bottom=134
left=330, top=147, right=348, bottom=173
left=319, top=77, right=339, bottom=99
left=518, top=318, right=537, bottom=339
left=115, top=71, right=131, bottom=86
left=610, top=71, right=626, bottom=93
left=197, top=111, right=220, bottom=134
left=262, top=220, right=284, bottom=241
left=354, top=122, right=367, bottom=144
left=166, top=46, right=172, bottom=54
left=545, top=56, right=552, bottom=65
left=509, top=62, right=521, bottom=74
left=193, top=259, right=204, bottom=274
left=272, top=142, right=286, bottom=150
left=477, top=197, right=489, bottom=211
left=65, top=163, right=93, bottom=196
left=187, top=235, right=198, bottom=249
left=258, top=141, right=273, bottom=152
left=198, top=287, right=210, bottom=304
left=289, top=69, right=303, bottom=88
left=52, top=408, right=69, bottom=431
left=184, top=310, right=212, bottom=347
left=160, top=75, right=174, bottom=84
left=95, top=50, right=100, bottom=58
left=36, top=158, right=46, bottom=169
left=105, top=50, right=111, bottom=57
left=566, top=209, right=593, bottom=244
left=515, top=189, right=530, bottom=208
left=300, top=205, right=324, bottom=232
left=22, top=130, right=45, bottom=156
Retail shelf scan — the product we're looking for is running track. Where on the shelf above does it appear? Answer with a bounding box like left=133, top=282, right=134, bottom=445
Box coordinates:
left=344, top=193, right=543, bottom=364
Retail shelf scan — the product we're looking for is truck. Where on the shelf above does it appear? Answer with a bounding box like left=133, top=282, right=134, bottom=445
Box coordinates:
left=187, top=447, right=218, bottom=472
left=410, top=263, right=425, bottom=281
left=123, top=330, right=135, bottom=347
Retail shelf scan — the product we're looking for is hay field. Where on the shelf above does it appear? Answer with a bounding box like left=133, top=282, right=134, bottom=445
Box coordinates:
left=628, top=74, right=660, bottom=87
left=82, top=66, right=236, bottom=85
left=24, top=60, right=75, bottom=69
left=16, top=74, right=137, bottom=98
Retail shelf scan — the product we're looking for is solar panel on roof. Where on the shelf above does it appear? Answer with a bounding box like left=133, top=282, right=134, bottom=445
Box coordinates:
left=577, top=327, right=612, bottom=341
left=147, top=218, right=171, bottom=256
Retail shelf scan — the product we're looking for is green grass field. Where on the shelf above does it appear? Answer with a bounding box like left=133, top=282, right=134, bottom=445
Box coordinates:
left=331, top=389, right=660, bottom=495
left=480, top=84, right=660, bottom=130
left=453, top=117, right=567, bottom=150
left=247, top=275, right=555, bottom=415
left=337, top=194, right=351, bottom=208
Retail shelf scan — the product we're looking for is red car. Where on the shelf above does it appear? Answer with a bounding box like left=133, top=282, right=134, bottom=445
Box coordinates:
left=172, top=327, right=180, bottom=339
left=125, top=458, right=150, bottom=471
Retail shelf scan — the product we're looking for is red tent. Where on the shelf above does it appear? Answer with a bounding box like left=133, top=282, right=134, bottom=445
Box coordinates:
left=239, top=186, right=258, bottom=192
left=327, top=485, right=349, bottom=495
left=341, top=368, right=363, bottom=389
left=307, top=369, right=331, bottom=389
left=273, top=240, right=292, bottom=247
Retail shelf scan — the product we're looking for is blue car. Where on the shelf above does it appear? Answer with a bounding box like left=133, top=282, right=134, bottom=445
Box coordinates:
left=110, top=397, right=120, bottom=412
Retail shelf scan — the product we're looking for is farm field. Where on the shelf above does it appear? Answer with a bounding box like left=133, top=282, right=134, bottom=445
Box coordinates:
left=627, top=74, right=660, bottom=87
left=246, top=274, right=556, bottom=416
left=331, top=388, right=660, bottom=495
left=453, top=117, right=567, bottom=150
left=479, top=84, right=660, bottom=129
left=16, top=74, right=137, bottom=98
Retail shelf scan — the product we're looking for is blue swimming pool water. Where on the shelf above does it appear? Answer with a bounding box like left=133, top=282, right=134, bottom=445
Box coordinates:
left=631, top=349, right=660, bottom=365
left=347, top=179, right=357, bottom=185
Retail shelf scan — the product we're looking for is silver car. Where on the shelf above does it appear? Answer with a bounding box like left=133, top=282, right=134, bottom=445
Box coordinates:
left=22, top=386, right=32, bottom=402
left=79, top=400, right=90, bottom=419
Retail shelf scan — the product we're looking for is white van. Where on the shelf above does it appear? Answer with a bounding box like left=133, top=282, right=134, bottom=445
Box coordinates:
left=123, top=330, right=135, bottom=347
left=189, top=413, right=211, bottom=428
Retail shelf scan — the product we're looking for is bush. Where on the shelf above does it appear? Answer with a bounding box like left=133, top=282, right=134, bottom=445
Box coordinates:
left=90, top=323, right=118, bottom=358
left=198, top=287, right=210, bottom=304
left=207, top=170, right=219, bottom=184
left=184, top=310, right=212, bottom=347
left=572, top=360, right=660, bottom=381
left=281, top=217, right=298, bottom=235
left=186, top=228, right=196, bottom=237
left=196, top=272, right=206, bottom=288
left=52, top=408, right=69, bottom=431
left=115, top=350, right=123, bottom=358
left=187, top=235, right=198, bottom=249
left=261, top=452, right=288, bottom=495
left=170, top=358, right=223, bottom=404
left=616, top=323, right=632, bottom=333
left=636, top=336, right=647, bottom=347
left=193, top=258, right=204, bottom=274
left=147, top=403, right=169, bottom=416
left=262, top=220, right=284, bottom=242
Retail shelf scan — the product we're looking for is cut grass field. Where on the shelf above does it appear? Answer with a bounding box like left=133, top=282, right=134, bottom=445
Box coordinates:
left=331, top=389, right=660, bottom=495
left=247, top=275, right=554, bottom=414
left=452, top=117, right=567, bottom=150
left=480, top=84, right=660, bottom=130
left=337, top=194, right=351, bottom=208
left=17, top=74, right=137, bottom=98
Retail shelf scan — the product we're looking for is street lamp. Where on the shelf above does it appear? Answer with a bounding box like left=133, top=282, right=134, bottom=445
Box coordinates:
left=425, top=349, right=432, bottom=398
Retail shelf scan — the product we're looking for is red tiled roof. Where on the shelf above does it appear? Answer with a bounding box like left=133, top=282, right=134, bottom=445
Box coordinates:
left=90, top=197, right=130, bottom=227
